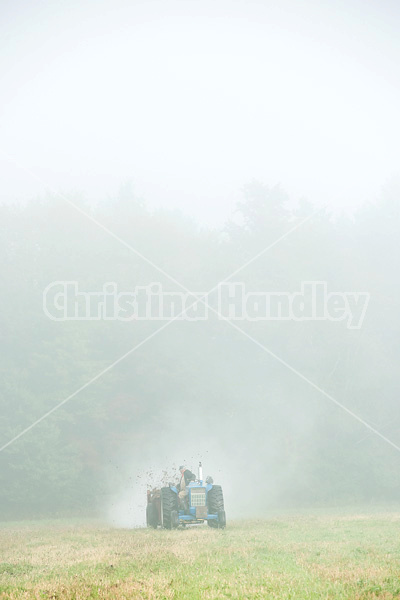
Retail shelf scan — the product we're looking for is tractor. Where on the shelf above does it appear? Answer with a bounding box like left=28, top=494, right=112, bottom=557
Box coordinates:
left=146, top=463, right=226, bottom=529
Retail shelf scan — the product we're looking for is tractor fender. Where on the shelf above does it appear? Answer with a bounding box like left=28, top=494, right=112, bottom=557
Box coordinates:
left=169, top=485, right=178, bottom=494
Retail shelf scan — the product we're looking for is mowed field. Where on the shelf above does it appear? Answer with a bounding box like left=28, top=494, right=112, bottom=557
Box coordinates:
left=1, top=514, right=400, bottom=599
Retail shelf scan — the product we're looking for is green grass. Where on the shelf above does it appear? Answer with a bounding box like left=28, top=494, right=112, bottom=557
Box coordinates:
left=1, top=513, right=400, bottom=598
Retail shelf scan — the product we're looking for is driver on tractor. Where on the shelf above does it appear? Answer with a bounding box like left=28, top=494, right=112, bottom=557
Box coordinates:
left=178, top=465, right=195, bottom=511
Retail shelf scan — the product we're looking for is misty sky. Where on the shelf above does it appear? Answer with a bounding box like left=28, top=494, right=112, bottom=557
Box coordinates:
left=1, top=0, right=399, bottom=225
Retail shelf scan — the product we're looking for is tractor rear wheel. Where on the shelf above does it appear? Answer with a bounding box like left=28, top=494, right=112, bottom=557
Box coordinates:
left=207, top=485, right=226, bottom=529
left=217, top=509, right=226, bottom=528
left=160, top=487, right=179, bottom=529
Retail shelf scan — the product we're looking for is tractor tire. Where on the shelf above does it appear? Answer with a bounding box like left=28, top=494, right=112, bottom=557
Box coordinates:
left=207, top=485, right=226, bottom=529
left=160, top=487, right=179, bottom=529
left=146, top=502, right=158, bottom=528
left=217, top=509, right=226, bottom=529
left=171, top=510, right=179, bottom=529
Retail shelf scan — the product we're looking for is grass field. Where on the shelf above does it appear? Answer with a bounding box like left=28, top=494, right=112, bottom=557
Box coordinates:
left=1, top=513, right=400, bottom=599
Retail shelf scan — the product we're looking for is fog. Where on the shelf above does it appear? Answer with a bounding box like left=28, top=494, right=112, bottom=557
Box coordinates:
left=1, top=0, right=400, bottom=224
left=1, top=0, right=400, bottom=524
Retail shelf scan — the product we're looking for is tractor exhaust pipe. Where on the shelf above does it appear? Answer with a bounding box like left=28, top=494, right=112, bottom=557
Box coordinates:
left=198, top=462, right=203, bottom=483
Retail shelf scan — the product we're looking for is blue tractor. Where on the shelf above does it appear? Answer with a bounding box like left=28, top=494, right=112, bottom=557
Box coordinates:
left=146, top=463, right=226, bottom=529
